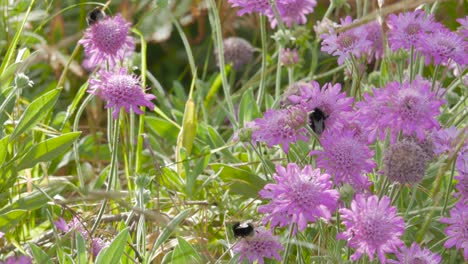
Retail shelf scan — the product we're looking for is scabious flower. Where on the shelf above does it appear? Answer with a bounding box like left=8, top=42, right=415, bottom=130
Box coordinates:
left=457, top=16, right=468, bottom=39
left=310, top=130, right=375, bottom=190
left=252, top=106, right=308, bottom=153
left=338, top=195, right=405, bottom=263
left=286, top=81, right=354, bottom=134
left=456, top=143, right=468, bottom=176
left=79, top=14, right=135, bottom=68
left=386, top=10, right=441, bottom=51
left=1, top=255, right=32, bottom=264
left=233, top=227, right=284, bottom=264
left=227, top=0, right=270, bottom=16
left=321, top=16, right=372, bottom=64
left=362, top=21, right=384, bottom=61
left=431, top=127, right=464, bottom=155
left=382, top=139, right=430, bottom=184
left=91, top=237, right=109, bottom=257
left=258, top=163, right=339, bottom=232
left=280, top=48, right=299, bottom=66
left=389, top=242, right=442, bottom=264
left=88, top=68, right=156, bottom=118
left=54, top=217, right=70, bottom=232
left=217, top=37, right=255, bottom=71
left=455, top=144, right=468, bottom=202
left=440, top=201, right=468, bottom=260
left=356, top=77, right=444, bottom=143
left=417, top=30, right=467, bottom=66
left=265, top=0, right=317, bottom=28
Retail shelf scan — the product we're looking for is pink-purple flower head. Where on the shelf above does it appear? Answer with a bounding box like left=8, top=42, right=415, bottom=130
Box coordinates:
left=440, top=201, right=468, bottom=260
left=417, top=29, right=467, bottom=66
left=233, top=227, right=283, bottom=264
left=362, top=21, right=384, bottom=62
left=227, top=0, right=270, bottom=16
left=320, top=16, right=372, bottom=65
left=431, top=126, right=464, bottom=155
left=1, top=255, right=32, bottom=264
left=251, top=106, right=308, bottom=153
left=386, top=10, right=441, bottom=51
left=389, top=242, right=442, bottom=264
left=265, top=0, right=317, bottom=28
left=258, top=163, right=339, bottom=233
left=357, top=76, right=444, bottom=143
left=457, top=16, right=468, bottom=39
left=286, top=81, right=354, bottom=134
left=79, top=14, right=135, bottom=69
left=310, top=129, right=375, bottom=190
left=88, top=68, right=156, bottom=119
left=338, top=195, right=405, bottom=263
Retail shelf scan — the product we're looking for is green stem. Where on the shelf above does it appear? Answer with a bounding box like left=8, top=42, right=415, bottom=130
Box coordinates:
left=431, top=64, right=440, bottom=92
left=441, top=156, right=457, bottom=216
left=409, top=46, right=414, bottom=82
left=275, top=46, right=283, bottom=99
left=404, top=184, right=418, bottom=218
left=281, top=223, right=295, bottom=264
left=57, top=44, right=81, bottom=90
left=256, top=15, right=268, bottom=107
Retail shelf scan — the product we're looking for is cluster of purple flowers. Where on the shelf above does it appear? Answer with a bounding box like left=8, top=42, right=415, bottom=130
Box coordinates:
left=54, top=217, right=109, bottom=257
left=79, top=13, right=155, bottom=119
left=227, top=0, right=317, bottom=28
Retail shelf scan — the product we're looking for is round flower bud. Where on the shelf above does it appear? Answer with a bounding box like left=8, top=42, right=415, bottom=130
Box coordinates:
left=280, top=48, right=299, bottom=67
left=14, top=73, right=34, bottom=89
left=382, top=140, right=429, bottom=184
left=216, top=37, right=254, bottom=71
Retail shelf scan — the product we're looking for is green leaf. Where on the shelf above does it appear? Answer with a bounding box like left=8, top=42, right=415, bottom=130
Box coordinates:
left=238, top=89, right=260, bottom=127
left=10, top=89, right=61, bottom=141
left=29, top=243, right=53, bottom=264
left=76, top=232, right=88, bottom=264
left=62, top=82, right=89, bottom=127
left=170, top=237, right=202, bottom=264
left=0, top=87, right=16, bottom=128
left=17, top=132, right=81, bottom=170
left=0, top=136, right=9, bottom=164
left=149, top=209, right=192, bottom=261
left=95, top=228, right=129, bottom=264
left=211, top=164, right=266, bottom=198
left=0, top=209, right=26, bottom=233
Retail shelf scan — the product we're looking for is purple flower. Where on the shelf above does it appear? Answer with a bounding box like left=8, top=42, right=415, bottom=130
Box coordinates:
left=79, top=14, right=135, bottom=68
left=382, top=139, right=430, bottom=184
left=310, top=130, right=375, bottom=190
left=320, top=16, right=372, bottom=64
left=417, top=30, right=467, bottom=66
left=286, top=81, right=354, bottom=134
left=88, top=68, right=156, bottom=118
left=456, top=143, right=468, bottom=176
left=440, top=201, right=468, bottom=260
left=338, top=195, right=405, bottom=263
left=91, top=237, right=109, bottom=257
left=233, top=227, right=283, bottom=264
left=357, top=77, right=444, bottom=143
left=216, top=37, right=255, bottom=71
left=266, top=0, right=317, bottom=28
left=252, top=106, right=308, bottom=153
left=431, top=127, right=464, bottom=155
left=258, top=163, right=339, bottom=232
left=362, top=21, right=384, bottom=62
left=457, top=16, right=468, bottom=39
left=2, top=255, right=32, bottom=264
left=386, top=10, right=441, bottom=51
left=389, top=242, right=442, bottom=264
left=227, top=0, right=270, bottom=16
left=455, top=144, right=468, bottom=202
left=280, top=48, right=299, bottom=66
left=54, top=217, right=70, bottom=232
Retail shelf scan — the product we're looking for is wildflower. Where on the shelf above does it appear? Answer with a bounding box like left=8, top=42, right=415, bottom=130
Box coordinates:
left=54, top=217, right=70, bottom=232
left=362, top=21, right=384, bottom=62
left=216, top=37, right=255, bottom=71
left=258, top=163, right=339, bottom=232
left=440, top=201, right=468, bottom=260
left=431, top=127, right=464, bottom=155
left=79, top=14, right=135, bottom=68
left=266, top=0, right=317, bottom=28
left=456, top=144, right=468, bottom=176
left=457, top=16, right=468, bottom=39
left=280, top=48, right=299, bottom=66
left=389, top=242, right=442, bottom=264
left=417, top=30, right=467, bottom=66
left=386, top=10, right=441, bottom=51
left=357, top=77, right=444, bottom=143
left=227, top=0, right=270, bottom=16
left=91, top=237, right=109, bottom=257
left=310, top=130, right=375, bottom=190
left=286, top=81, right=354, bottom=134
left=88, top=68, right=156, bottom=119
left=455, top=144, right=468, bottom=202
left=252, top=106, right=308, bottom=153
left=233, top=227, right=283, bottom=264
left=320, top=16, right=372, bottom=65
left=338, top=195, right=405, bottom=263
left=2, top=255, right=32, bottom=264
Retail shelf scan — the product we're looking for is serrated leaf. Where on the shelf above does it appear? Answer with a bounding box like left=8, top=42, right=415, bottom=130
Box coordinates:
left=10, top=89, right=60, bottom=141
left=95, top=228, right=129, bottom=264
left=17, top=132, right=81, bottom=170
left=29, top=243, right=53, bottom=264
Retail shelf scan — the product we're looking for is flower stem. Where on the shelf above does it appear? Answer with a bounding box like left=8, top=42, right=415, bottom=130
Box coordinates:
left=257, top=15, right=268, bottom=107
